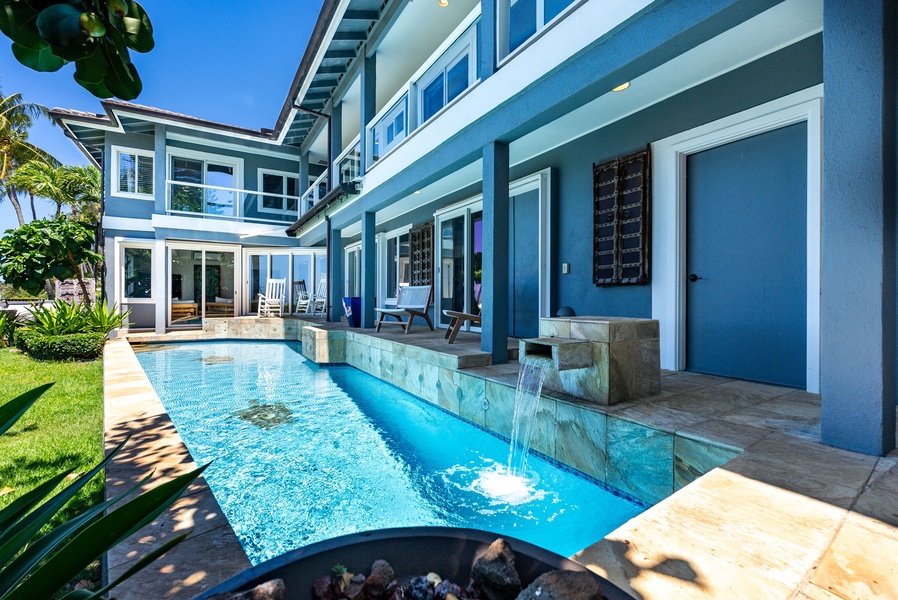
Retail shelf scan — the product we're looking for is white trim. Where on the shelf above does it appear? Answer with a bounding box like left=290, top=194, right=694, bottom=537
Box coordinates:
left=166, top=132, right=301, bottom=160
left=150, top=213, right=291, bottom=236
left=120, top=242, right=155, bottom=304
left=651, top=85, right=823, bottom=392
left=103, top=216, right=154, bottom=232
left=111, top=145, right=155, bottom=200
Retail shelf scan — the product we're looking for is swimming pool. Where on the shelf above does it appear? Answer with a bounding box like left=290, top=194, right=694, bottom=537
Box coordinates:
left=136, top=341, right=646, bottom=565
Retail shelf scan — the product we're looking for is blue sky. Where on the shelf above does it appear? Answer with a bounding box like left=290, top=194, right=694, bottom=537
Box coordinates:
left=0, top=0, right=324, bottom=231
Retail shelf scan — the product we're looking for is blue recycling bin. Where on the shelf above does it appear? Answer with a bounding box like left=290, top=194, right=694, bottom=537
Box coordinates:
left=342, top=297, right=361, bottom=327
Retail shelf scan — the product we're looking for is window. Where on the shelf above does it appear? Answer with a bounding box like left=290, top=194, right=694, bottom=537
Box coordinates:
left=114, top=146, right=153, bottom=198
left=372, top=96, right=408, bottom=162
left=258, top=169, right=300, bottom=214
left=385, top=230, right=410, bottom=303
left=415, top=25, right=477, bottom=125
left=123, top=246, right=153, bottom=300
left=168, top=151, right=240, bottom=217
left=504, top=0, right=576, bottom=56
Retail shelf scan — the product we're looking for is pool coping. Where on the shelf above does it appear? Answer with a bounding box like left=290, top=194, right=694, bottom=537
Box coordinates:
left=105, top=336, right=898, bottom=599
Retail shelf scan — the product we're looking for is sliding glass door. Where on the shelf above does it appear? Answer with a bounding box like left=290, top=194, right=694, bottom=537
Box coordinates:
left=435, top=203, right=482, bottom=330
left=245, top=250, right=326, bottom=315
left=169, top=245, right=237, bottom=327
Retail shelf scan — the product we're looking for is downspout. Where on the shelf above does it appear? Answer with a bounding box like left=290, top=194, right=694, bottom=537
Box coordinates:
left=325, top=214, right=332, bottom=320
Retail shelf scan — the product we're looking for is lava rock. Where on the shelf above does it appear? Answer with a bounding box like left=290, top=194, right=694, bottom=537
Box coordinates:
left=365, top=560, right=396, bottom=597
left=345, top=574, right=367, bottom=600
left=208, top=578, right=287, bottom=600
left=518, top=571, right=603, bottom=600
left=408, top=575, right=434, bottom=600
left=434, top=580, right=463, bottom=600
left=463, top=579, right=481, bottom=599
left=470, top=539, right=521, bottom=600
left=313, top=576, right=342, bottom=600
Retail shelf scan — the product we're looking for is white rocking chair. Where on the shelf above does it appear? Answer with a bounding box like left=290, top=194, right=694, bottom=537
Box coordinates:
left=258, top=278, right=286, bottom=317
left=305, top=276, right=327, bottom=317
left=292, top=280, right=311, bottom=315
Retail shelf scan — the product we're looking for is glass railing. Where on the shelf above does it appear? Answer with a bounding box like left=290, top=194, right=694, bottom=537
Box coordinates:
left=337, top=137, right=361, bottom=186
left=166, top=180, right=299, bottom=224
left=300, top=170, right=329, bottom=216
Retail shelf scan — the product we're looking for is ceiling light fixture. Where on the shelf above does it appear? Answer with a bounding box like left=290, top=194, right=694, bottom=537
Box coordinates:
left=438, top=0, right=449, bottom=7
left=611, top=82, right=630, bottom=92
left=414, top=190, right=422, bottom=194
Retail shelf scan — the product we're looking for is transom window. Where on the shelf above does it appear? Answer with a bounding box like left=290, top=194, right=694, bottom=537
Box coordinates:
left=258, top=169, right=300, bottom=214
left=113, top=146, right=153, bottom=198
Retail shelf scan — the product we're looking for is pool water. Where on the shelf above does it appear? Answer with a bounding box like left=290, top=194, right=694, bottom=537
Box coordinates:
left=136, top=341, right=646, bottom=565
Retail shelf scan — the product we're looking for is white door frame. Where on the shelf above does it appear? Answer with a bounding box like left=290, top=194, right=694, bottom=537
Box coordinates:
left=651, top=85, right=823, bottom=392
left=166, top=241, right=242, bottom=327
left=433, top=168, right=552, bottom=328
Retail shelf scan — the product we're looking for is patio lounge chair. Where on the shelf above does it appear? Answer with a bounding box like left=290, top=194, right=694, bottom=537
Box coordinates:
left=442, top=282, right=482, bottom=343
left=258, top=278, right=286, bottom=317
left=374, top=284, right=434, bottom=334
left=292, top=280, right=311, bottom=315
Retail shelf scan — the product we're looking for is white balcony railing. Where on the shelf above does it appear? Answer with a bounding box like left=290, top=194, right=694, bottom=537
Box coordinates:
left=166, top=180, right=299, bottom=224
left=336, top=136, right=362, bottom=186
left=300, top=170, right=329, bottom=216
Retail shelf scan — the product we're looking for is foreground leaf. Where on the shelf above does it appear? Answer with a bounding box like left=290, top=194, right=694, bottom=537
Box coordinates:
left=11, top=40, right=65, bottom=71
left=3, top=465, right=207, bottom=600
left=0, top=383, right=52, bottom=436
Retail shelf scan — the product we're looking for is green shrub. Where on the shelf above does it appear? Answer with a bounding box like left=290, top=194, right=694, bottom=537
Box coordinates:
left=13, top=329, right=38, bottom=353
left=24, top=333, right=106, bottom=362
left=0, top=311, right=23, bottom=348
left=83, top=300, right=130, bottom=335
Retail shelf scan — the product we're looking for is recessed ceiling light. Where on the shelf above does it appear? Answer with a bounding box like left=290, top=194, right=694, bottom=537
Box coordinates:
left=612, top=82, right=630, bottom=92
left=438, top=0, right=449, bottom=6
left=414, top=190, right=421, bottom=194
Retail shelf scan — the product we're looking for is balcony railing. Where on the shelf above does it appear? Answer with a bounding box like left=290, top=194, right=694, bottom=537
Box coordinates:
left=166, top=180, right=299, bottom=224
left=336, top=136, right=361, bottom=186
left=300, top=170, right=329, bottom=216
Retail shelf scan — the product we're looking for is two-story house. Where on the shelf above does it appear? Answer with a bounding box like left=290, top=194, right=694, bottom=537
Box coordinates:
left=53, top=0, right=895, bottom=458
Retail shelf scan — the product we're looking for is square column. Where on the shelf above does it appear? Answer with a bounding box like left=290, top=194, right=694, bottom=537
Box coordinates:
left=329, top=101, right=342, bottom=191
left=328, top=222, right=344, bottom=323
left=299, top=153, right=310, bottom=195
left=360, top=50, right=376, bottom=176
left=361, top=211, right=377, bottom=328
left=820, top=0, right=896, bottom=455
left=482, top=141, right=510, bottom=364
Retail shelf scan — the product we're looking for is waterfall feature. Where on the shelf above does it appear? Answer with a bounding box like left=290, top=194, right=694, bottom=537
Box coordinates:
left=507, top=356, right=550, bottom=477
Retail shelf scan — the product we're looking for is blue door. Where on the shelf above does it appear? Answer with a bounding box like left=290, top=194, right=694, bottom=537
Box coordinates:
left=508, top=189, right=540, bottom=339
left=686, top=123, right=807, bottom=388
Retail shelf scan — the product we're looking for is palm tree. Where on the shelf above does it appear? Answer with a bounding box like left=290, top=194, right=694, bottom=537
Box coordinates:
left=59, top=164, right=102, bottom=227
left=8, top=160, right=67, bottom=217
left=0, top=89, right=59, bottom=226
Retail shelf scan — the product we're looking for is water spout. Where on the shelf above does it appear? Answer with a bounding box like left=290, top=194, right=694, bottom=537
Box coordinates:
left=507, top=356, right=550, bottom=477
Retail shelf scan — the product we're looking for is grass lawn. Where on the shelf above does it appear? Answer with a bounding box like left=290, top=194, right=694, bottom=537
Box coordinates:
left=0, top=348, right=104, bottom=529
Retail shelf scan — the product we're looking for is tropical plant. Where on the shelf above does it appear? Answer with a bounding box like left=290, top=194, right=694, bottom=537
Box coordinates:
left=59, top=164, right=101, bottom=228
left=0, top=384, right=204, bottom=599
left=25, top=299, right=128, bottom=337
left=0, top=311, right=22, bottom=347
left=0, top=216, right=102, bottom=300
left=0, top=89, right=59, bottom=227
left=0, top=0, right=155, bottom=100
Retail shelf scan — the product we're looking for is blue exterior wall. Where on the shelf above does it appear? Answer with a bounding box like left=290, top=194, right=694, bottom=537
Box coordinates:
left=104, top=130, right=156, bottom=221
left=510, top=35, right=822, bottom=317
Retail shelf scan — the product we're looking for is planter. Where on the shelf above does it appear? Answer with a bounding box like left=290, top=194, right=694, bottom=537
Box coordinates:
left=194, top=527, right=632, bottom=600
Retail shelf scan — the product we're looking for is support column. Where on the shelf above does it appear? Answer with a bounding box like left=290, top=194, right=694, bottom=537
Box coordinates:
left=299, top=153, right=310, bottom=195
left=820, top=0, right=896, bottom=455
left=328, top=221, right=345, bottom=323
left=481, top=141, right=510, bottom=364
left=360, top=50, right=376, bottom=176
left=153, top=123, right=166, bottom=215
left=361, top=211, right=377, bottom=328
left=480, top=0, right=500, bottom=78
left=153, top=239, right=166, bottom=335
left=329, top=102, right=343, bottom=191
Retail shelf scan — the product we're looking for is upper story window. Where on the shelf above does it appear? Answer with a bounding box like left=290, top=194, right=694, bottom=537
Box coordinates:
left=167, top=149, right=241, bottom=217
left=415, top=25, right=477, bottom=126
left=505, top=0, right=576, bottom=56
left=113, top=146, right=154, bottom=199
left=372, top=97, right=408, bottom=162
left=258, top=169, right=300, bottom=214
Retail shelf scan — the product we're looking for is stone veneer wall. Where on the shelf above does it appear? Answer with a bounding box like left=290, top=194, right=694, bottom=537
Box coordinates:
left=199, top=318, right=739, bottom=506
